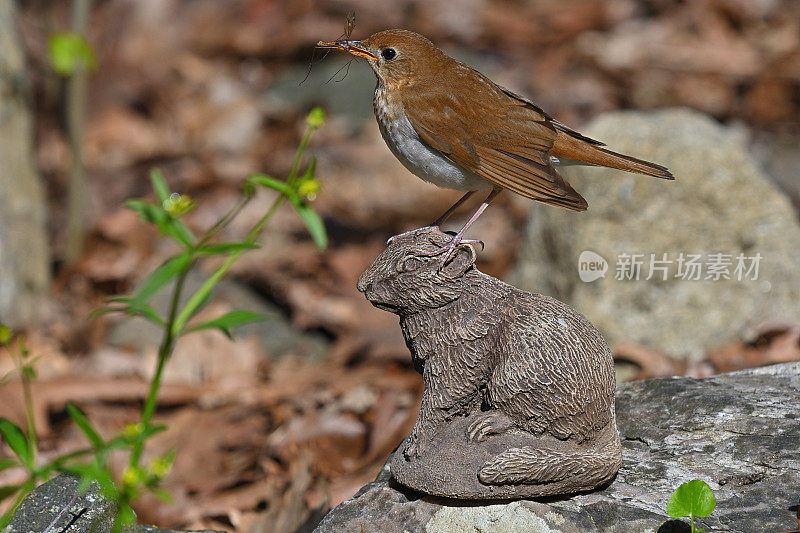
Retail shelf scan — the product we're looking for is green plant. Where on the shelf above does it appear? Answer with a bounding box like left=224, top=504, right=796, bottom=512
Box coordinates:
left=667, top=479, right=717, bottom=533
left=47, top=32, right=97, bottom=76
left=47, top=0, right=98, bottom=266
left=0, top=326, right=40, bottom=519
left=0, top=108, right=327, bottom=529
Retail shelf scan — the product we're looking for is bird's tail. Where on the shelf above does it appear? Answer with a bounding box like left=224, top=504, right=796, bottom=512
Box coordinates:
left=551, top=129, right=674, bottom=180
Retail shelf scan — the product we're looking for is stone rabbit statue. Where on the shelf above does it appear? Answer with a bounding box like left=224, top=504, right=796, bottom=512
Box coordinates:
left=357, top=229, right=621, bottom=498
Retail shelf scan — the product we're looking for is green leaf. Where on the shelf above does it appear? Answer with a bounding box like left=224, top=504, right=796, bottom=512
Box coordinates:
left=150, top=168, right=171, bottom=203
left=125, top=200, right=196, bottom=248
left=47, top=32, right=97, bottom=76
left=171, top=263, right=228, bottom=336
left=195, top=242, right=260, bottom=255
left=0, top=324, right=12, bottom=346
left=66, top=403, right=105, bottom=449
left=185, top=310, right=272, bottom=339
left=166, top=219, right=196, bottom=248
left=142, top=424, right=167, bottom=439
left=0, top=458, right=19, bottom=472
left=125, top=199, right=170, bottom=230
left=89, top=306, right=122, bottom=320
left=247, top=174, right=293, bottom=196
left=67, top=463, right=119, bottom=500
left=242, top=180, right=256, bottom=197
left=0, top=484, right=21, bottom=504
left=149, top=486, right=174, bottom=503
left=115, top=503, right=137, bottom=529
left=132, top=252, right=193, bottom=303
left=20, top=364, right=36, bottom=381
left=104, top=297, right=166, bottom=326
left=291, top=201, right=328, bottom=249
left=300, top=156, right=317, bottom=181
left=667, top=479, right=716, bottom=519
left=124, top=198, right=158, bottom=216
left=46, top=448, right=95, bottom=469
left=0, top=419, right=32, bottom=469
left=126, top=302, right=166, bottom=326
left=106, top=296, right=136, bottom=305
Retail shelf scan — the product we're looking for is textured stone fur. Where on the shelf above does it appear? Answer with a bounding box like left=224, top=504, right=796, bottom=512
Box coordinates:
left=357, top=229, right=621, bottom=497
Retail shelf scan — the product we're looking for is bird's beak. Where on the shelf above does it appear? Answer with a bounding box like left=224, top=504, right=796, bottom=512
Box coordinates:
left=316, top=39, right=378, bottom=61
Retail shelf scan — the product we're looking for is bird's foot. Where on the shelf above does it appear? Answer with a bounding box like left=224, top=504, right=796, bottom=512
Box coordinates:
left=386, top=225, right=440, bottom=245
left=418, top=232, right=484, bottom=267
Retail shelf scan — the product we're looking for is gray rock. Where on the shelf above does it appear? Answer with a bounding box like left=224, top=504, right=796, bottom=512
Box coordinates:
left=3, top=473, right=222, bottom=533
left=752, top=133, right=800, bottom=212
left=511, top=108, right=800, bottom=360
left=314, top=362, right=800, bottom=533
left=0, top=0, right=51, bottom=328
left=4, top=474, right=116, bottom=533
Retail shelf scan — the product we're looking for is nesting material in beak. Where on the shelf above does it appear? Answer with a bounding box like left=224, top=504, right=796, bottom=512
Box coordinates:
left=316, top=40, right=377, bottom=61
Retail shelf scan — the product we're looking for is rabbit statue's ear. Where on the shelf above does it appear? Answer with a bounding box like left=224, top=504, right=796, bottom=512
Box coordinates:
left=440, top=242, right=477, bottom=279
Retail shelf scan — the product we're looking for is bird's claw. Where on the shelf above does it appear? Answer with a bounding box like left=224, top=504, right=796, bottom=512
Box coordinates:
left=418, top=236, right=484, bottom=267
left=387, top=225, right=440, bottom=245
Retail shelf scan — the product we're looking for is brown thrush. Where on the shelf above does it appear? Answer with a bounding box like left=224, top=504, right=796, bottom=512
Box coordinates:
left=318, top=30, right=673, bottom=258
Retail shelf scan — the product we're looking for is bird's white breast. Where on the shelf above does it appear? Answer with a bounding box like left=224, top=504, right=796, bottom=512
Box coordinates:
left=373, top=88, right=491, bottom=192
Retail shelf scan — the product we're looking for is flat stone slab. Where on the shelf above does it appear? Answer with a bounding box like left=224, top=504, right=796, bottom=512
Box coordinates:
left=314, top=363, right=800, bottom=532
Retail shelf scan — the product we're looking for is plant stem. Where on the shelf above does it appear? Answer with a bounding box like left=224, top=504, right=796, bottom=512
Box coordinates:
left=287, top=128, right=314, bottom=185
left=247, top=194, right=285, bottom=242
left=7, top=339, right=38, bottom=470
left=21, top=368, right=37, bottom=468
left=196, top=193, right=253, bottom=248
left=64, top=0, right=92, bottom=266
left=129, top=265, right=188, bottom=467
left=171, top=194, right=285, bottom=336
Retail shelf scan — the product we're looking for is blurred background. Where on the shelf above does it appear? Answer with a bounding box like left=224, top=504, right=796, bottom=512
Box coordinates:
left=1, top=0, right=798, bottom=530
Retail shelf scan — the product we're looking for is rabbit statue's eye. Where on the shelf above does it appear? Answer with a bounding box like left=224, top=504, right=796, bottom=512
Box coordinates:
left=400, top=256, right=423, bottom=272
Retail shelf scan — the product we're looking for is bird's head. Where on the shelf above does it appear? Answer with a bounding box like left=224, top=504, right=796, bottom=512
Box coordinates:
left=317, top=29, right=446, bottom=89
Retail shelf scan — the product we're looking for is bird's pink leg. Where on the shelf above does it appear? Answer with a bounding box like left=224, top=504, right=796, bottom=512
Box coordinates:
left=431, top=191, right=477, bottom=227
left=387, top=191, right=477, bottom=244
left=420, top=189, right=502, bottom=265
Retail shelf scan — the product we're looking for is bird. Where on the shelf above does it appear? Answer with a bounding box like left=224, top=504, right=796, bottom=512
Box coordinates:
left=317, top=30, right=674, bottom=261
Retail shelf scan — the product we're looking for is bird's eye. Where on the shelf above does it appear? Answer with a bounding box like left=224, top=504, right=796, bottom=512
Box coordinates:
left=381, top=48, right=397, bottom=61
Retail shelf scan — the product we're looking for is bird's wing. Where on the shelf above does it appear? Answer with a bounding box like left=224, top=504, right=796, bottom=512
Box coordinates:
left=498, top=86, right=606, bottom=147
left=402, top=73, right=587, bottom=211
